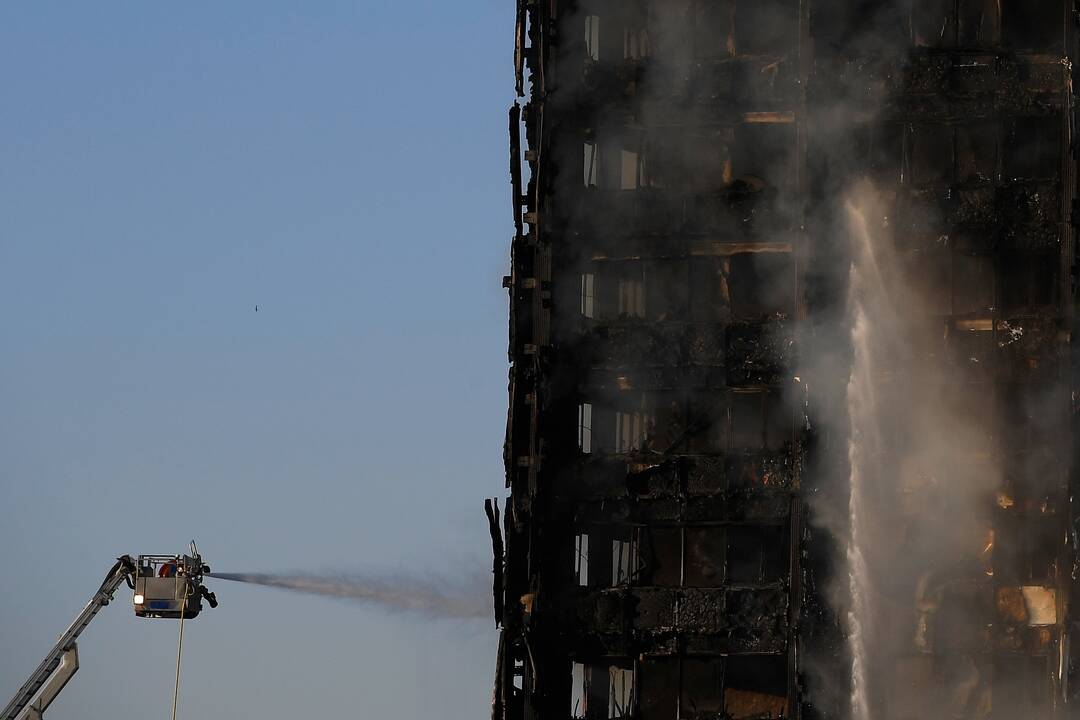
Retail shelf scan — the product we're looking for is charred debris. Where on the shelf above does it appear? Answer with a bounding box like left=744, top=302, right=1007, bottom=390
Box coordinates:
left=488, top=1, right=1080, bottom=718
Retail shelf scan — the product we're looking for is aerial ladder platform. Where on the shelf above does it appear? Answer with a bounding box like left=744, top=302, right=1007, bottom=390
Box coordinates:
left=2, top=544, right=217, bottom=720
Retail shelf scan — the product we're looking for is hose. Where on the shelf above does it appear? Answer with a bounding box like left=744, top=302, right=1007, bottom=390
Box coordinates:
left=171, top=589, right=189, bottom=720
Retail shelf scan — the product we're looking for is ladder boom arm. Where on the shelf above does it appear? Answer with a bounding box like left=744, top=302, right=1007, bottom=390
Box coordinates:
left=16, top=648, right=78, bottom=720
left=1, top=556, right=136, bottom=720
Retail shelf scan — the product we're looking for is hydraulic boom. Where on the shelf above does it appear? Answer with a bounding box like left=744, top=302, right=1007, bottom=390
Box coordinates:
left=2, top=556, right=136, bottom=720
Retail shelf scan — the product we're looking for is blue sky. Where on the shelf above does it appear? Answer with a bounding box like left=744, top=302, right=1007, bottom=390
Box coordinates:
left=0, top=3, right=511, bottom=717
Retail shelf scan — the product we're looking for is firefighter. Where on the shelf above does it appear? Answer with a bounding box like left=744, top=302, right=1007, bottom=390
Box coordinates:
left=158, top=559, right=178, bottom=578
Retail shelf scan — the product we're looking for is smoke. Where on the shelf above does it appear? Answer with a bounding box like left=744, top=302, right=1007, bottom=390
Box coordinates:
left=208, top=571, right=491, bottom=621
left=788, top=4, right=1018, bottom=716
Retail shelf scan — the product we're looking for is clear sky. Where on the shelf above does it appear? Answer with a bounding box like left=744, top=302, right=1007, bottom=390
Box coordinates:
left=0, top=3, right=511, bottom=718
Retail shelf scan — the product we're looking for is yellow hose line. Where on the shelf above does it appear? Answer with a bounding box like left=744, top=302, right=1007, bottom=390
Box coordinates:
left=171, top=590, right=188, bottom=720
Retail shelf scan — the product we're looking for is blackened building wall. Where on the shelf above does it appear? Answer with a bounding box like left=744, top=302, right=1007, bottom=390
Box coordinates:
left=495, top=2, right=1080, bottom=718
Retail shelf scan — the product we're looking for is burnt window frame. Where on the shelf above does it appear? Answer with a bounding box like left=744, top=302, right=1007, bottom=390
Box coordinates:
left=683, top=525, right=727, bottom=588
left=951, top=251, right=996, bottom=316
left=1000, top=251, right=1058, bottom=312
left=905, top=121, right=1005, bottom=187
left=1001, top=0, right=1064, bottom=52
left=725, top=523, right=790, bottom=585
left=637, top=653, right=789, bottom=719
left=725, top=251, right=796, bottom=321
left=733, top=0, right=799, bottom=57
left=729, top=389, right=791, bottom=452
left=1003, top=116, right=1062, bottom=182
left=910, top=0, right=1003, bottom=48
left=638, top=522, right=788, bottom=589
left=731, top=120, right=797, bottom=199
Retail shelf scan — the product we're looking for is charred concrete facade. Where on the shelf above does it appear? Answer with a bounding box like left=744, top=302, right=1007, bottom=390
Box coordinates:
left=494, top=2, right=1080, bottom=719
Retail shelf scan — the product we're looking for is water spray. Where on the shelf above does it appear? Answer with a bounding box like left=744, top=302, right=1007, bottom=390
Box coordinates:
left=207, top=571, right=490, bottom=620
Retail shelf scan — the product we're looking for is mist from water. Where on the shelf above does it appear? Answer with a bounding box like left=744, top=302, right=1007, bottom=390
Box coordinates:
left=208, top=571, right=491, bottom=620
left=835, top=184, right=1003, bottom=718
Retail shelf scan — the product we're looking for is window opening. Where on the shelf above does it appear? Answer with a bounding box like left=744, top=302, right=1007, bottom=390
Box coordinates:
left=638, top=657, right=678, bottom=720
left=609, top=666, right=635, bottom=719
left=618, top=277, right=645, bottom=318
left=575, top=533, right=590, bottom=587
left=689, top=258, right=731, bottom=322
left=681, top=658, right=724, bottom=714
left=686, top=393, right=728, bottom=454
left=646, top=260, right=688, bottom=321
left=613, top=535, right=639, bottom=585
left=684, top=527, right=726, bottom=587
left=1004, top=117, right=1060, bottom=180
left=956, top=123, right=998, bottom=183
left=579, top=403, right=594, bottom=454
left=624, top=27, right=650, bottom=59
left=952, top=254, right=995, bottom=316
left=585, top=16, right=601, bottom=60
left=694, top=2, right=734, bottom=60
left=581, top=273, right=596, bottom=319
left=644, top=527, right=682, bottom=587
left=958, top=0, right=1000, bottom=46
left=724, top=655, right=789, bottom=719
left=731, top=393, right=766, bottom=450
left=726, top=525, right=787, bottom=584
left=913, top=0, right=955, bottom=47
left=727, top=253, right=794, bottom=320
left=1002, top=0, right=1062, bottom=51
left=572, top=662, right=590, bottom=719
left=909, top=124, right=954, bottom=185
left=584, top=141, right=600, bottom=187
left=735, top=0, right=797, bottom=56
left=620, top=149, right=640, bottom=190
left=1001, top=253, right=1056, bottom=311
left=732, top=123, right=795, bottom=196
left=616, top=411, right=644, bottom=453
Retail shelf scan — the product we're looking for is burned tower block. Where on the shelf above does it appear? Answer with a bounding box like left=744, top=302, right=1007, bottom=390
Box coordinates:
left=495, top=1, right=1080, bottom=718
